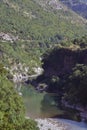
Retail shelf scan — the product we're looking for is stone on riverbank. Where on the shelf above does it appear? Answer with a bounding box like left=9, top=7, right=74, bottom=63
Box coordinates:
left=35, top=118, right=69, bottom=130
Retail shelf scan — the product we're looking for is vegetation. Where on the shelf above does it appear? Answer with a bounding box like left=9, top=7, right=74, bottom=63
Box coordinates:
left=0, top=0, right=87, bottom=124
left=0, top=0, right=87, bottom=40
left=0, top=64, right=39, bottom=130
left=1, top=0, right=87, bottom=72
left=0, top=40, right=42, bottom=73
left=64, top=64, right=87, bottom=106
left=73, top=35, right=87, bottom=48
left=37, top=44, right=87, bottom=107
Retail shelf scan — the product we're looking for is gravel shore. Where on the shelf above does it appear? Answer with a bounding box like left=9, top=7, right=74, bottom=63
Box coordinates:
left=35, top=118, right=70, bottom=130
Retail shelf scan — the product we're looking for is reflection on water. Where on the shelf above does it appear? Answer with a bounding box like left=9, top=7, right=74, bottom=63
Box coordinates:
left=20, top=85, right=64, bottom=118
left=18, top=84, right=87, bottom=129
left=17, top=85, right=79, bottom=119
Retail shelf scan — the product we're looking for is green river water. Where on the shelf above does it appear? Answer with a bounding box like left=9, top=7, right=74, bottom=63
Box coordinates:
left=21, top=85, right=63, bottom=118
left=17, top=84, right=87, bottom=130
left=18, top=84, right=78, bottom=119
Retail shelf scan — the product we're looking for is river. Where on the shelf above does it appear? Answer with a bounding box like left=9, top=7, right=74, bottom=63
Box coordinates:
left=18, top=84, right=87, bottom=130
left=56, top=119, right=87, bottom=130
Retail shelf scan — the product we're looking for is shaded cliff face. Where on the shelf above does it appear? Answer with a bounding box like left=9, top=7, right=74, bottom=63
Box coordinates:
left=42, top=48, right=87, bottom=77
left=60, top=0, right=87, bottom=18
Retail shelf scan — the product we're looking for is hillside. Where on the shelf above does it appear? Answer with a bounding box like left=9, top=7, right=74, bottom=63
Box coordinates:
left=0, top=0, right=87, bottom=73
left=1, top=0, right=87, bottom=39
left=60, top=0, right=87, bottom=19
left=35, top=47, right=87, bottom=120
left=1, top=0, right=87, bottom=125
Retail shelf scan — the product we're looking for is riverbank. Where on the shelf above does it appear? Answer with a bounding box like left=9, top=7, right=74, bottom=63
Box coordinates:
left=35, top=118, right=70, bottom=130
left=26, top=115, right=87, bottom=130
left=35, top=118, right=87, bottom=130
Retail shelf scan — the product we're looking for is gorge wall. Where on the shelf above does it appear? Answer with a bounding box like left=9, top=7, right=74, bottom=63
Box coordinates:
left=42, top=48, right=87, bottom=77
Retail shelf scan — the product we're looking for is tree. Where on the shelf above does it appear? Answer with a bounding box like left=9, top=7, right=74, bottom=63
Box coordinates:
left=64, top=64, right=87, bottom=106
left=0, top=75, right=25, bottom=130
left=0, top=64, right=39, bottom=130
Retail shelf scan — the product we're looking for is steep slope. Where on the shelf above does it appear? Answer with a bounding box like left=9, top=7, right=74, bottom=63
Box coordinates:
left=0, top=0, right=87, bottom=40
left=0, top=0, right=87, bottom=73
left=60, top=0, right=87, bottom=19
left=36, top=47, right=87, bottom=119
left=42, top=47, right=87, bottom=77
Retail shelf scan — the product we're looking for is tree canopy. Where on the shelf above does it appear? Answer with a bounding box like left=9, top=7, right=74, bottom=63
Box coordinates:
left=64, top=64, right=87, bottom=107
left=0, top=64, right=39, bottom=130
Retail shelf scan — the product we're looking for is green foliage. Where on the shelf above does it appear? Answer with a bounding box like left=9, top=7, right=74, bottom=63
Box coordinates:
left=0, top=75, right=25, bottom=129
left=0, top=0, right=87, bottom=72
left=0, top=67, right=39, bottom=130
left=64, top=64, right=87, bottom=106
left=21, top=119, right=39, bottom=130
left=0, top=40, right=43, bottom=74
left=73, top=36, right=87, bottom=48
left=40, top=46, right=87, bottom=107
left=0, top=63, right=7, bottom=75
left=0, top=0, right=87, bottom=40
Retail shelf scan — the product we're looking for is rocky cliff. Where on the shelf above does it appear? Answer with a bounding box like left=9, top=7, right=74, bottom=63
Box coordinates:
left=42, top=48, right=87, bottom=77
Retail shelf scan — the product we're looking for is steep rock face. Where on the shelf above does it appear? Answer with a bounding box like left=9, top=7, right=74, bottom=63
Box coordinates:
left=42, top=48, right=87, bottom=77
left=60, top=0, right=87, bottom=18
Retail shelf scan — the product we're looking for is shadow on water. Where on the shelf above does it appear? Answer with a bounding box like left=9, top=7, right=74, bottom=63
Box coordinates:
left=40, top=93, right=64, bottom=118
left=19, top=84, right=81, bottom=120
left=16, top=84, right=87, bottom=129
left=40, top=93, right=81, bottom=121
left=20, top=85, right=64, bottom=118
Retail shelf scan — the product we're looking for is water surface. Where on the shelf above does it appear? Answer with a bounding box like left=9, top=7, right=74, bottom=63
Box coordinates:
left=19, top=85, right=87, bottom=130
left=57, top=119, right=87, bottom=130
left=21, top=85, right=63, bottom=118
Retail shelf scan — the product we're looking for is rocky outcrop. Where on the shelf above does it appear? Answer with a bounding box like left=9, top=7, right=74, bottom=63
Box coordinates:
left=48, top=0, right=63, bottom=10
left=0, top=32, right=18, bottom=42
left=5, top=62, right=43, bottom=83
left=62, top=100, right=87, bottom=121
left=5, top=63, right=29, bottom=83
left=42, top=48, right=87, bottom=77
left=60, top=0, right=87, bottom=18
left=34, top=0, right=64, bottom=10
